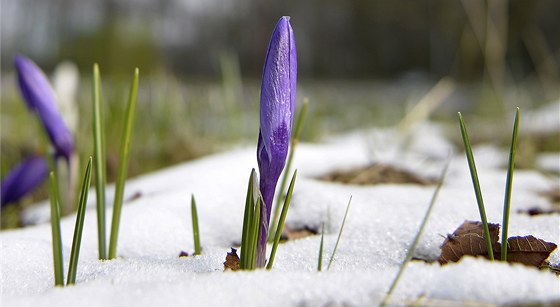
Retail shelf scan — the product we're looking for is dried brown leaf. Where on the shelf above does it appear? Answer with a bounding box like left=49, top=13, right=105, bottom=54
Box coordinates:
left=439, top=220, right=500, bottom=264
left=499, top=236, right=558, bottom=267
left=439, top=221, right=558, bottom=268
left=223, top=248, right=240, bottom=271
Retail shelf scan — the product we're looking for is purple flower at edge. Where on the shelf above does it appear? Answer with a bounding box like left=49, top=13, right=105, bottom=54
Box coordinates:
left=256, top=16, right=297, bottom=267
left=1, top=156, right=49, bottom=208
left=15, top=55, right=74, bottom=161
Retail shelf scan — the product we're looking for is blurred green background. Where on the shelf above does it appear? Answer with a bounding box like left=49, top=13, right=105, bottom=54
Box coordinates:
left=1, top=0, right=559, bottom=227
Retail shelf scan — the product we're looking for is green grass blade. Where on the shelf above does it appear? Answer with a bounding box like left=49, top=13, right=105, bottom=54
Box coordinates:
left=240, top=169, right=256, bottom=269
left=249, top=196, right=262, bottom=270
left=267, top=170, right=298, bottom=270
left=92, top=63, right=107, bottom=260
left=191, top=194, right=201, bottom=255
left=327, top=196, right=352, bottom=270
left=458, top=112, right=494, bottom=260
left=48, top=171, right=64, bottom=286
left=381, top=159, right=450, bottom=307
left=318, top=223, right=325, bottom=272
left=501, top=107, right=520, bottom=261
left=269, top=99, right=308, bottom=242
left=67, top=157, right=93, bottom=285
left=109, top=68, right=140, bottom=259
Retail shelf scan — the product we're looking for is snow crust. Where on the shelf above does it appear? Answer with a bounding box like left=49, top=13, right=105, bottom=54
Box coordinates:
left=2, top=124, right=559, bottom=306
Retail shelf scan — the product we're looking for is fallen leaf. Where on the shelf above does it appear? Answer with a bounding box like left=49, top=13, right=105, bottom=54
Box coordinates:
left=178, top=251, right=189, bottom=258
left=498, top=236, right=557, bottom=267
left=224, top=248, right=240, bottom=271
left=439, top=220, right=500, bottom=264
left=439, top=221, right=558, bottom=268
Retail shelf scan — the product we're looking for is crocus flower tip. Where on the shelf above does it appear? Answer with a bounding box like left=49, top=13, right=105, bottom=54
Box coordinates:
left=14, top=54, right=75, bottom=161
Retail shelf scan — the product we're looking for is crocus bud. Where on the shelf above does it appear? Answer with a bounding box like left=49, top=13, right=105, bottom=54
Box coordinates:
left=256, top=16, right=297, bottom=267
left=15, top=55, right=74, bottom=161
left=1, top=156, right=49, bottom=208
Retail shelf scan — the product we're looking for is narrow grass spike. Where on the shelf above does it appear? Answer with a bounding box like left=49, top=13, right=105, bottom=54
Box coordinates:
left=327, top=196, right=352, bottom=270
left=267, top=170, right=298, bottom=270
left=240, top=169, right=256, bottom=269
left=92, top=63, right=107, bottom=260
left=381, top=159, right=450, bottom=307
left=48, top=171, right=64, bottom=286
left=318, top=223, right=325, bottom=272
left=249, top=196, right=262, bottom=270
left=269, top=99, right=308, bottom=242
left=67, top=157, right=93, bottom=285
left=191, top=194, right=201, bottom=255
left=501, top=107, right=520, bottom=261
left=109, top=68, right=140, bottom=259
left=458, top=112, right=494, bottom=260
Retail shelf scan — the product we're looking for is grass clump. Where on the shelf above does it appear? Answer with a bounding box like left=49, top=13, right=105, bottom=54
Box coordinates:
left=458, top=108, right=520, bottom=262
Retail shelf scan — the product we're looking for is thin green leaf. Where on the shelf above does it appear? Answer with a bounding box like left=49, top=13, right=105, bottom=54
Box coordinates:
left=327, top=196, right=352, bottom=270
left=269, top=99, right=308, bottom=242
left=458, top=112, right=494, bottom=260
left=318, top=223, right=325, bottom=272
left=267, top=170, right=298, bottom=270
left=67, top=157, right=93, bottom=285
left=501, top=107, right=520, bottom=261
left=240, top=169, right=256, bottom=269
left=249, top=196, right=262, bottom=270
left=92, top=63, right=107, bottom=260
left=48, top=171, right=64, bottom=286
left=381, top=159, right=450, bottom=307
left=109, top=68, right=140, bottom=259
left=191, top=194, right=201, bottom=255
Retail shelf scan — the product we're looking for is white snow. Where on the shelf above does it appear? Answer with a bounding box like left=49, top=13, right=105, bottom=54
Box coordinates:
left=2, top=124, right=559, bottom=306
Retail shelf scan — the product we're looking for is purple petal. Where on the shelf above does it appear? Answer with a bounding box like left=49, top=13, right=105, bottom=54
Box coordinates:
left=15, top=55, right=74, bottom=160
left=255, top=16, right=297, bottom=267
left=259, top=17, right=297, bottom=167
left=1, top=156, right=49, bottom=208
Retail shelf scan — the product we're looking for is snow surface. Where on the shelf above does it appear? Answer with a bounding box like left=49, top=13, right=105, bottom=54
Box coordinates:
left=2, top=124, right=559, bottom=306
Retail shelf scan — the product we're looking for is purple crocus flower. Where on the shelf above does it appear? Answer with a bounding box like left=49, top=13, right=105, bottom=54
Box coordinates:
left=255, top=16, right=297, bottom=267
left=15, top=55, right=74, bottom=161
left=1, top=156, right=49, bottom=208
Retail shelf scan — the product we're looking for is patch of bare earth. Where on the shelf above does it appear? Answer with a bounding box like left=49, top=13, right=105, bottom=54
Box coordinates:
left=318, top=163, right=436, bottom=185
